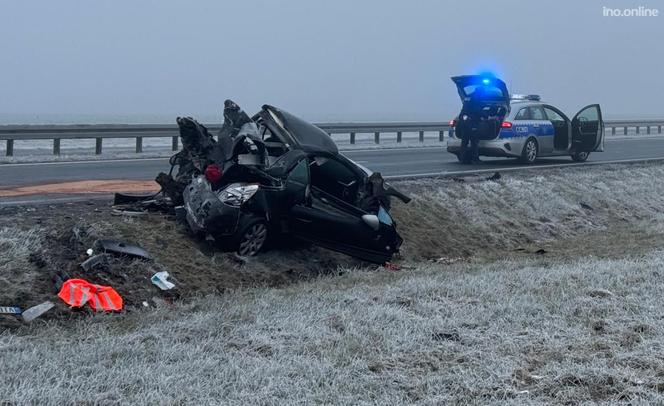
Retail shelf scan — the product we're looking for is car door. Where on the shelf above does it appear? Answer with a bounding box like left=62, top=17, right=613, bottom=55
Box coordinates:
left=308, top=153, right=366, bottom=206
left=268, top=150, right=310, bottom=208
left=288, top=189, right=401, bottom=264
left=542, top=105, right=571, bottom=151
left=571, top=104, right=604, bottom=152
left=529, top=106, right=554, bottom=154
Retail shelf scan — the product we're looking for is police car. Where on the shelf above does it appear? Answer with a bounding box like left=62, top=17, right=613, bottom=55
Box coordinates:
left=447, top=75, right=605, bottom=163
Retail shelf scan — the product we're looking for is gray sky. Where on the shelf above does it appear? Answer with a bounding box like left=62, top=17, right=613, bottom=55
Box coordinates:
left=1, top=0, right=662, bottom=122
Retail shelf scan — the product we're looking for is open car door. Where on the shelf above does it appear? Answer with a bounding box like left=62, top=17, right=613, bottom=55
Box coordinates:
left=571, top=104, right=604, bottom=152
left=264, top=150, right=311, bottom=213
left=288, top=188, right=402, bottom=264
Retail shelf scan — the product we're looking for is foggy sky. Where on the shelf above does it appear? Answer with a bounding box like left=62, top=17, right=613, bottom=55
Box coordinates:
left=1, top=0, right=662, bottom=122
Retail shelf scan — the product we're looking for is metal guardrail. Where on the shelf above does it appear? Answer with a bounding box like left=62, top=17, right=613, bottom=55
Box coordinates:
left=0, top=120, right=663, bottom=156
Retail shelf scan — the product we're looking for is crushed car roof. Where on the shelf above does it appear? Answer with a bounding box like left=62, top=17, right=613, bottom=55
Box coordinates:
left=263, top=105, right=339, bottom=155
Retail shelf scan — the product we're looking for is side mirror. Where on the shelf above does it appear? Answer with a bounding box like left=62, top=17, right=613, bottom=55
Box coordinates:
left=361, top=214, right=380, bottom=231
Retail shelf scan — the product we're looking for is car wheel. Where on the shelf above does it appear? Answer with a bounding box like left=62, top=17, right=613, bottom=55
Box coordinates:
left=454, top=152, right=464, bottom=162
left=520, top=138, right=538, bottom=164
left=236, top=219, right=268, bottom=256
left=571, top=151, right=590, bottom=162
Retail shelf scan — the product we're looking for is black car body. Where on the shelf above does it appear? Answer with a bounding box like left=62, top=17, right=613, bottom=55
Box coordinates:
left=182, top=105, right=410, bottom=263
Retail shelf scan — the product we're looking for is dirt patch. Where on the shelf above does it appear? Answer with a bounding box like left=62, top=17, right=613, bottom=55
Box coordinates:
left=0, top=179, right=160, bottom=197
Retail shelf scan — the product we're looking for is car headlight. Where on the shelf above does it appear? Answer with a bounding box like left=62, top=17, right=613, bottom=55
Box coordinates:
left=218, top=183, right=259, bottom=207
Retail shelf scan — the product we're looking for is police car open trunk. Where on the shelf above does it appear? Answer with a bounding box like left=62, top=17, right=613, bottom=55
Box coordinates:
left=452, top=75, right=510, bottom=140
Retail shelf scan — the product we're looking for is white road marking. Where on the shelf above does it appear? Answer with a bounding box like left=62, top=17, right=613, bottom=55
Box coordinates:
left=384, top=156, right=664, bottom=179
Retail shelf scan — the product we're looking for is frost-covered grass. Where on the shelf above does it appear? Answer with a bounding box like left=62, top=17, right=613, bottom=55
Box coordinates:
left=392, top=162, right=664, bottom=259
left=0, top=227, right=44, bottom=304
left=3, top=162, right=664, bottom=404
left=2, top=253, right=664, bottom=404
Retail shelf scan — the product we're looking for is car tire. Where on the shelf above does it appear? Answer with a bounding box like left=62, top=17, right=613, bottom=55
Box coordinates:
left=519, top=138, right=538, bottom=164
left=235, top=218, right=268, bottom=257
left=571, top=151, right=590, bottom=162
left=454, top=152, right=464, bottom=162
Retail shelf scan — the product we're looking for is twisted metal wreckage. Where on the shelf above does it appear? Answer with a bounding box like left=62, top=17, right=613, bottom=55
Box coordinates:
left=115, top=100, right=411, bottom=264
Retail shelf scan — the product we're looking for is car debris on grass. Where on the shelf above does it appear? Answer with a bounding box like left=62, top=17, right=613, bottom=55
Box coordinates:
left=96, top=240, right=152, bottom=260
left=151, top=271, right=175, bottom=291
left=21, top=301, right=55, bottom=322
left=116, top=100, right=411, bottom=264
left=0, top=306, right=22, bottom=316
left=2, top=101, right=415, bottom=326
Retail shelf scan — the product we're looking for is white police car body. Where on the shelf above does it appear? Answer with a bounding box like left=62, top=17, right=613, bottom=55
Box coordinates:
left=447, top=75, right=605, bottom=163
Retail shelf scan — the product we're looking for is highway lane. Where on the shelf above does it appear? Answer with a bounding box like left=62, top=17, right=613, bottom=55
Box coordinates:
left=3, top=137, right=664, bottom=188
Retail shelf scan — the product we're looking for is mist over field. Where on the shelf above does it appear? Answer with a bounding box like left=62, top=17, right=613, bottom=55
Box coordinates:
left=1, top=0, right=662, bottom=123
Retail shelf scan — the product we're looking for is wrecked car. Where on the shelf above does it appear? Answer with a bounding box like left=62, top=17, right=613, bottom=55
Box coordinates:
left=173, top=103, right=410, bottom=263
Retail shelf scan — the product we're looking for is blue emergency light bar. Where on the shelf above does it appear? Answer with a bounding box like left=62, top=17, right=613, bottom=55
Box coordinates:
left=510, top=94, right=541, bottom=101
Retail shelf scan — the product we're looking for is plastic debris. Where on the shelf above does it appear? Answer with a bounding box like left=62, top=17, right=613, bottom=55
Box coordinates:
left=151, top=271, right=175, bottom=290
left=21, top=301, right=55, bottom=322
left=80, top=254, right=109, bottom=272
left=383, top=262, right=401, bottom=271
left=97, top=240, right=152, bottom=260
left=588, top=288, right=614, bottom=298
left=86, top=248, right=94, bottom=256
left=58, top=279, right=123, bottom=312
left=111, top=209, right=148, bottom=217
left=0, top=306, right=22, bottom=315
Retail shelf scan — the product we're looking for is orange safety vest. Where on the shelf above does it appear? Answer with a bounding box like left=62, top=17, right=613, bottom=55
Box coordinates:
left=58, top=279, right=123, bottom=312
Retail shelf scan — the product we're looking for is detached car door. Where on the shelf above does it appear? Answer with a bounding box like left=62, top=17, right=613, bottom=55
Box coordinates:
left=571, top=104, right=604, bottom=152
left=289, top=188, right=402, bottom=264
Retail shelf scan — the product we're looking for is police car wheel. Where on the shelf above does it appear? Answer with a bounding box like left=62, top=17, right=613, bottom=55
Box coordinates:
left=571, top=151, right=590, bottom=162
left=520, top=138, right=538, bottom=164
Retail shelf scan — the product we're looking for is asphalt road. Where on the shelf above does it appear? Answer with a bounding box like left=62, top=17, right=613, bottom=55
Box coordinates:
left=2, top=136, right=664, bottom=208
left=3, top=137, right=664, bottom=188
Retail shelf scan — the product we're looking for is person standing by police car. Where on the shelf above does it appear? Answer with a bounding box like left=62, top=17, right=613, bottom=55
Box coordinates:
left=458, top=88, right=483, bottom=164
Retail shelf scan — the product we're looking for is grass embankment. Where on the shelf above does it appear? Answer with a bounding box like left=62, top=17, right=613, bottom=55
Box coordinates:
left=3, top=162, right=664, bottom=403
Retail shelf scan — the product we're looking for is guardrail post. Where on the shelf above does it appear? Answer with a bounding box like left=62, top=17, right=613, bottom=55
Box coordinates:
left=172, top=136, right=178, bottom=151
left=6, top=139, right=14, bottom=156
left=439, top=131, right=444, bottom=141
left=647, top=126, right=651, bottom=135
left=419, top=131, right=424, bottom=142
left=659, top=125, right=662, bottom=134
left=624, top=126, right=628, bottom=135
left=53, top=139, right=60, bottom=155
left=611, top=127, right=616, bottom=135
left=374, top=132, right=379, bottom=144
left=449, top=128, right=455, bottom=138
left=95, top=138, right=103, bottom=155
left=350, top=132, right=355, bottom=144
left=636, top=126, right=640, bottom=135
left=135, top=137, right=143, bottom=153
left=397, top=132, right=402, bottom=143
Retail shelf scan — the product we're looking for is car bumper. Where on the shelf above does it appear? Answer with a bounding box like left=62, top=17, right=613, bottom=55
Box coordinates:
left=446, top=138, right=523, bottom=158
left=183, top=177, right=241, bottom=236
